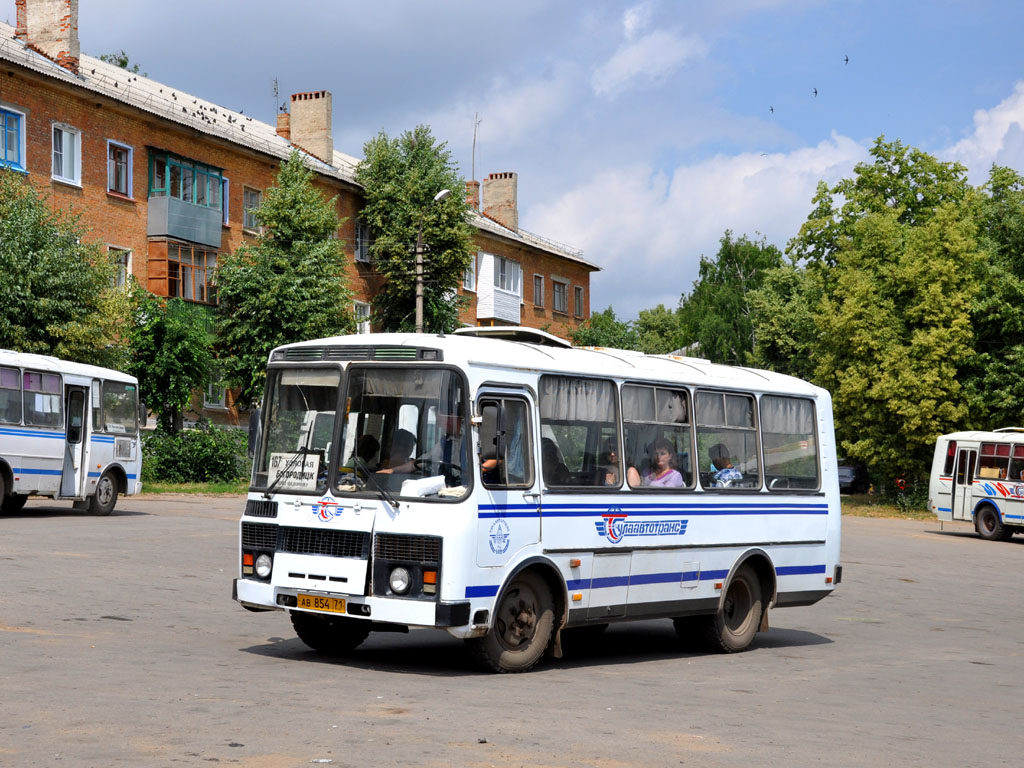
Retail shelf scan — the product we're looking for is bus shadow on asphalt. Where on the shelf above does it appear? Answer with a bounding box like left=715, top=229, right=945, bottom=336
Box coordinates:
left=925, top=528, right=1024, bottom=544
left=4, top=504, right=149, bottom=518
left=238, top=620, right=832, bottom=676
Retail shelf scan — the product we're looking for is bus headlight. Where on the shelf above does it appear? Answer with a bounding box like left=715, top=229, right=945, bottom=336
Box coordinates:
left=389, top=566, right=411, bottom=595
left=255, top=554, right=273, bottom=579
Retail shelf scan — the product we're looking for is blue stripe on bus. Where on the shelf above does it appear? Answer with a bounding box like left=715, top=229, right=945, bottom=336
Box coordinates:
left=0, top=427, right=65, bottom=439
left=469, top=564, right=825, bottom=598
left=1005, top=514, right=1024, bottom=522
left=938, top=507, right=952, bottom=512
left=11, top=467, right=63, bottom=475
left=478, top=502, right=827, bottom=519
left=91, top=436, right=115, bottom=444
left=87, top=471, right=138, bottom=479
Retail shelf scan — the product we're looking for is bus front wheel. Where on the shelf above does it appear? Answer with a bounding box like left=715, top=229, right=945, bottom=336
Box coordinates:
left=699, top=564, right=762, bottom=653
left=89, top=473, right=118, bottom=516
left=468, top=571, right=554, bottom=673
left=976, top=506, right=1012, bottom=541
left=290, top=611, right=370, bottom=653
left=2, top=493, right=28, bottom=514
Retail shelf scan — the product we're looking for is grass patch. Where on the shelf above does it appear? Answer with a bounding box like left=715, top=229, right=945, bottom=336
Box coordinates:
left=841, top=493, right=934, bottom=520
left=141, top=479, right=249, bottom=495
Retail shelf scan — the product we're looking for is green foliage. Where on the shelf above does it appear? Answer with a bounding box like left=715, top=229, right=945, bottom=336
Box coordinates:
left=127, top=285, right=212, bottom=433
left=215, top=151, right=354, bottom=405
left=355, top=125, right=474, bottom=333
left=569, top=306, right=640, bottom=349
left=141, top=423, right=248, bottom=483
left=98, top=50, right=145, bottom=76
left=676, top=231, right=784, bottom=364
left=0, top=169, right=127, bottom=367
left=633, top=304, right=686, bottom=355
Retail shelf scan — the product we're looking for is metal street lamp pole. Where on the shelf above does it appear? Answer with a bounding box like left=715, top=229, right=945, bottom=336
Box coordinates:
left=414, top=188, right=451, bottom=333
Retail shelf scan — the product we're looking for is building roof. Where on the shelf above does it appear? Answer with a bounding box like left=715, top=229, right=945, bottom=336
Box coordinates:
left=0, top=21, right=593, bottom=268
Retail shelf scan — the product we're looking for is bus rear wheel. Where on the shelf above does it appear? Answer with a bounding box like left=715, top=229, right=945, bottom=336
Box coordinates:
left=699, top=565, right=762, bottom=653
left=976, top=506, right=1012, bottom=541
left=290, top=611, right=370, bottom=654
left=1, top=493, right=28, bottom=514
left=468, top=571, right=554, bottom=673
left=89, top=472, right=118, bottom=516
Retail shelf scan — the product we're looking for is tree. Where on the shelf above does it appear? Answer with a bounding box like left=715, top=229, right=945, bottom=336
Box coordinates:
left=215, top=151, right=354, bottom=405
left=127, top=285, right=212, bottom=433
left=569, top=306, right=640, bottom=349
left=0, top=169, right=126, bottom=367
left=98, top=50, right=146, bottom=76
left=355, top=125, right=474, bottom=332
left=676, top=231, right=784, bottom=365
left=633, top=304, right=687, bottom=355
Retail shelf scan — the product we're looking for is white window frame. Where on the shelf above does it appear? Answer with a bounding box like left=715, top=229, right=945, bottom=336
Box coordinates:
left=243, top=186, right=262, bottom=232
left=354, top=301, right=371, bottom=334
left=221, top=177, right=230, bottom=224
left=533, top=274, right=544, bottom=307
left=354, top=220, right=372, bottom=263
left=106, top=139, right=133, bottom=197
left=552, top=278, right=569, bottom=314
left=204, top=371, right=227, bottom=409
left=51, top=123, right=82, bottom=186
left=574, top=285, right=584, bottom=318
left=108, top=246, right=132, bottom=288
left=493, top=255, right=521, bottom=297
left=463, top=251, right=478, bottom=292
left=1, top=103, right=27, bottom=172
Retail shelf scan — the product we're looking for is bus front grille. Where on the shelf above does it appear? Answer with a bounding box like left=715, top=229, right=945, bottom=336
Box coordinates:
left=280, top=527, right=370, bottom=559
left=241, top=521, right=278, bottom=550
left=244, top=499, right=278, bottom=518
left=374, top=533, right=441, bottom=564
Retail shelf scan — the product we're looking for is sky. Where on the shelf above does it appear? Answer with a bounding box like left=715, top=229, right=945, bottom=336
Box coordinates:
left=6, top=0, right=1024, bottom=320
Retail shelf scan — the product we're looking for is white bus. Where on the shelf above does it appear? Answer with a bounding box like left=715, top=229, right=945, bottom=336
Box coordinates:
left=233, top=329, right=842, bottom=672
left=928, top=428, right=1024, bottom=541
left=0, top=349, right=143, bottom=515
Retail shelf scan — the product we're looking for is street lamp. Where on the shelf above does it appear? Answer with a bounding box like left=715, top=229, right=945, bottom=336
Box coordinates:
left=415, top=188, right=451, bottom=333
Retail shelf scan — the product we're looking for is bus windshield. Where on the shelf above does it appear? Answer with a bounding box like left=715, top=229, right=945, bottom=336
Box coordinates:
left=335, top=367, right=468, bottom=499
left=253, top=367, right=340, bottom=494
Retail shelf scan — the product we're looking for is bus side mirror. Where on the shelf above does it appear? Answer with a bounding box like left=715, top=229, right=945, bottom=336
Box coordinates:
left=139, top=401, right=147, bottom=426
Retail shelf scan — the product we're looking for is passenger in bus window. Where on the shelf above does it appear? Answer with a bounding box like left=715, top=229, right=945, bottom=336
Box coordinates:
left=641, top=439, right=683, bottom=487
left=597, top=438, right=621, bottom=486
left=710, top=443, right=743, bottom=487
left=377, top=429, right=416, bottom=473
left=349, top=434, right=380, bottom=470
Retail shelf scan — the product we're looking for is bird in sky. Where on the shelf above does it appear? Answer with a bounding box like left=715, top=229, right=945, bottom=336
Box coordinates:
left=769, top=105, right=774, bottom=114
left=813, top=87, right=818, bottom=97
left=844, top=54, right=849, bottom=64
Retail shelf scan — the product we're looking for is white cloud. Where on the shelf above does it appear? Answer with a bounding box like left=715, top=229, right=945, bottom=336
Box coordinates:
left=944, top=81, right=1024, bottom=182
left=526, top=133, right=867, bottom=318
left=622, top=2, right=654, bottom=41
left=591, top=28, right=708, bottom=98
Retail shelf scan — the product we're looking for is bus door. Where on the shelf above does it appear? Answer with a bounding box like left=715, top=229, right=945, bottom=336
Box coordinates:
left=952, top=447, right=977, bottom=522
left=475, top=393, right=540, bottom=567
left=60, top=385, right=88, bottom=498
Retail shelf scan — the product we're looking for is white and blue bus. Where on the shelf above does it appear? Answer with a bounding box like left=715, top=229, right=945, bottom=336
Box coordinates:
left=929, top=428, right=1024, bottom=541
left=233, top=329, right=842, bottom=672
left=0, top=349, right=143, bottom=515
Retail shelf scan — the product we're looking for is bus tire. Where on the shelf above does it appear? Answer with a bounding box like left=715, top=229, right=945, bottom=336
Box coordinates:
left=468, top=571, right=554, bottom=673
left=2, top=493, right=28, bottom=514
left=89, top=472, right=118, bottom=516
left=701, top=564, right=762, bottom=653
left=975, top=505, right=1011, bottom=541
left=290, top=611, right=370, bottom=654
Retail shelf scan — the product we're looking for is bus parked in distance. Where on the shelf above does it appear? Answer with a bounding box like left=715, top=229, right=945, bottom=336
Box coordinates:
left=233, top=329, right=842, bottom=672
left=929, top=428, right=1024, bottom=541
left=0, top=350, right=143, bottom=515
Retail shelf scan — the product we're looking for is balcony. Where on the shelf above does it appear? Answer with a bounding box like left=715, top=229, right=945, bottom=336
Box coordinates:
left=147, top=196, right=222, bottom=249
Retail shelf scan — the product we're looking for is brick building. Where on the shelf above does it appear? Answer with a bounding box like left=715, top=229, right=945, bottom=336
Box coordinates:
left=0, top=1, right=598, bottom=421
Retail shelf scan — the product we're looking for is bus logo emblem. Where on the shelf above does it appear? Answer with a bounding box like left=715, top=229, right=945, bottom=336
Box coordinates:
left=595, top=509, right=689, bottom=543
left=312, top=493, right=340, bottom=522
left=489, top=519, right=511, bottom=554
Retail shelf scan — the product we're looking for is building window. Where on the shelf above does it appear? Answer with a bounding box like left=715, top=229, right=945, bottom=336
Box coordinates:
left=149, top=151, right=223, bottom=211
left=574, top=285, right=584, bottom=317
left=106, top=140, right=133, bottom=196
left=221, top=177, right=230, bottom=224
left=553, top=279, right=568, bottom=314
left=109, top=247, right=131, bottom=288
left=168, top=242, right=218, bottom=304
left=494, top=255, right=521, bottom=296
left=1, top=106, right=26, bottom=171
left=463, top=252, right=477, bottom=291
left=52, top=124, right=81, bottom=185
left=243, top=187, right=262, bottom=231
left=533, top=274, right=544, bottom=307
left=354, top=220, right=373, bottom=263
left=354, top=301, right=371, bottom=334
left=204, top=371, right=227, bottom=409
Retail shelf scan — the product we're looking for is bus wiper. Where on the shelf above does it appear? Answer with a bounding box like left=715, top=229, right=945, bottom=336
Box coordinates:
left=262, top=445, right=315, bottom=500
left=353, top=457, right=399, bottom=511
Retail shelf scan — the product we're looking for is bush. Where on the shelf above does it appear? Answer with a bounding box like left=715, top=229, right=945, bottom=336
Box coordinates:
left=142, top=423, right=248, bottom=483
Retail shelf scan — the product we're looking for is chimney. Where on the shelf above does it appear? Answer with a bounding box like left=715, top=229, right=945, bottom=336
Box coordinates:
left=482, top=172, right=518, bottom=231
left=465, top=180, right=480, bottom=210
left=276, top=109, right=291, bottom=141
left=289, top=91, right=333, bottom=164
left=19, top=0, right=80, bottom=74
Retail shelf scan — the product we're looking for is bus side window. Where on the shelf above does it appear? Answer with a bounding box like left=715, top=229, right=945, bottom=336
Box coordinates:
left=479, top=397, right=533, bottom=489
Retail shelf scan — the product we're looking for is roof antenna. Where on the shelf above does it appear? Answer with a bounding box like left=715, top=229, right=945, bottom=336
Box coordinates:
left=272, top=77, right=279, bottom=121
left=471, top=112, right=482, bottom=181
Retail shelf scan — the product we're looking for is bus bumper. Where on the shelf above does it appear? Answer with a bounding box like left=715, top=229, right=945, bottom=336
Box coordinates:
left=233, top=578, right=470, bottom=628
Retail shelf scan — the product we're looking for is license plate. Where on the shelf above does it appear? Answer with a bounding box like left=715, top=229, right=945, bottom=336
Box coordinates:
left=296, top=593, right=346, bottom=614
